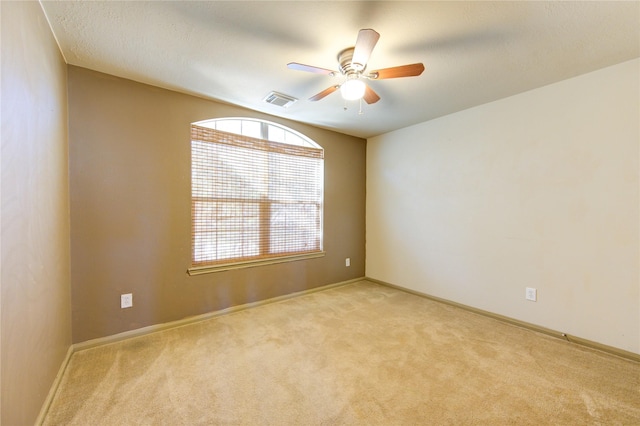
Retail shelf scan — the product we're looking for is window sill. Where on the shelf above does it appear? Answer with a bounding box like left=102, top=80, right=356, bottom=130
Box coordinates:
left=187, top=251, right=326, bottom=275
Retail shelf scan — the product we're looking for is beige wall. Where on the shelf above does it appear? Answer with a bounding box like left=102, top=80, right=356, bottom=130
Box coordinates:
left=1, top=1, right=72, bottom=424
left=68, top=66, right=366, bottom=343
left=367, top=59, right=640, bottom=354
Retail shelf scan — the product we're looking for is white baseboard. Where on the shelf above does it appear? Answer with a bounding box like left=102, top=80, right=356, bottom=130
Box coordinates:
left=35, top=275, right=638, bottom=424
left=367, top=277, right=640, bottom=363
left=35, top=345, right=74, bottom=426
left=38, top=277, right=365, bottom=423
left=74, top=277, right=366, bottom=352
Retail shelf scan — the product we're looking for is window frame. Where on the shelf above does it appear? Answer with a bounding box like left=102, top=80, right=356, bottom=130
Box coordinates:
left=187, top=118, right=325, bottom=275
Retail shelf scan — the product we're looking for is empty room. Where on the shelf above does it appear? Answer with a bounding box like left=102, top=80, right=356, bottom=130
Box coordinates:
left=1, top=1, right=639, bottom=425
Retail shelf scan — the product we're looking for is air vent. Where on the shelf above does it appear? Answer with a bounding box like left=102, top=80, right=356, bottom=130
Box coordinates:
left=263, top=91, right=298, bottom=108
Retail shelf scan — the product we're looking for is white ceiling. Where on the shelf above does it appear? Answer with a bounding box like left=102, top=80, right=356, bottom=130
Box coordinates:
left=41, top=1, right=639, bottom=139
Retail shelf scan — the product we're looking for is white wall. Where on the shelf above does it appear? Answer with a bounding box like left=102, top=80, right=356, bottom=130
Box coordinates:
left=367, top=59, right=639, bottom=354
left=1, top=2, right=72, bottom=424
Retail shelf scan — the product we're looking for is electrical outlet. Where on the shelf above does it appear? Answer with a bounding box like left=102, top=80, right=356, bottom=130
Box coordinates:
left=525, top=287, right=537, bottom=302
left=345, top=258, right=351, bottom=267
left=121, top=293, right=133, bottom=309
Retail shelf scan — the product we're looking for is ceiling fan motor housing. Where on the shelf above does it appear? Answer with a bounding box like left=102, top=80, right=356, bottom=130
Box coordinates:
left=338, top=47, right=365, bottom=76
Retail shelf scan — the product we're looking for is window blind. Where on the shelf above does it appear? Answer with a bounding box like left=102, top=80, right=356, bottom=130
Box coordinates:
left=191, top=125, right=324, bottom=267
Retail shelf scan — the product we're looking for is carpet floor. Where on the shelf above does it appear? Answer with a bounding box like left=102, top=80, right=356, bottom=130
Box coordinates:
left=44, top=280, right=640, bottom=425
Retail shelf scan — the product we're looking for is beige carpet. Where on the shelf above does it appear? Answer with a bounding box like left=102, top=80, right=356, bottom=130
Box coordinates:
left=44, top=280, right=639, bottom=425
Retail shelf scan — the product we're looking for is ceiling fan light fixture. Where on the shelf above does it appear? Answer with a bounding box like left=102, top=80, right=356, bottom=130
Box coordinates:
left=340, top=78, right=366, bottom=100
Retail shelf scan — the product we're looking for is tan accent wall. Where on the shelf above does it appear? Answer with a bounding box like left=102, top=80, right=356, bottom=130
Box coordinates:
left=1, top=2, right=72, bottom=424
left=68, top=66, right=366, bottom=343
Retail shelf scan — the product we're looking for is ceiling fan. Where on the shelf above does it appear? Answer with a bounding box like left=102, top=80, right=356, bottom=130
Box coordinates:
left=287, top=29, right=425, bottom=105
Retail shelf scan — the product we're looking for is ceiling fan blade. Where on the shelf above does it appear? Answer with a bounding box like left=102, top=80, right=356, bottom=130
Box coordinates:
left=352, top=29, right=380, bottom=70
left=309, top=85, right=339, bottom=101
left=363, top=84, right=380, bottom=104
left=287, top=62, right=336, bottom=75
left=369, top=63, right=425, bottom=79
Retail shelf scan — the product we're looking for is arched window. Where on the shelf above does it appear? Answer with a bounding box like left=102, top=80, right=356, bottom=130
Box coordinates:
left=188, top=118, right=324, bottom=274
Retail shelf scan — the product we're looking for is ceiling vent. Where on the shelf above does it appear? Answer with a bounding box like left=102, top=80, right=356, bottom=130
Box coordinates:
left=263, top=91, right=298, bottom=108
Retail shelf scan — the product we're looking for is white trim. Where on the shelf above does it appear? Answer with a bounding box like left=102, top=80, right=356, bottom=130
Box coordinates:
left=38, top=277, right=365, bottom=422
left=367, top=277, right=640, bottom=363
left=74, top=276, right=364, bottom=352
left=193, top=117, right=320, bottom=148
left=188, top=251, right=325, bottom=275
left=35, top=345, right=74, bottom=426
